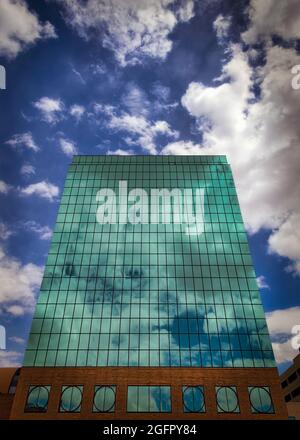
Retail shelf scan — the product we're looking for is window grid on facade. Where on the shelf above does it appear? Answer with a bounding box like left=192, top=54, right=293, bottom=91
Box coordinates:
left=24, top=155, right=275, bottom=369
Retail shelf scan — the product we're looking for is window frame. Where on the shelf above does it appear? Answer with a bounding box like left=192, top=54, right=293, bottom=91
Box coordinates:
left=248, top=386, right=274, bottom=414
left=126, top=385, right=172, bottom=413
left=59, top=385, right=83, bottom=413
left=24, top=385, right=51, bottom=413
left=182, top=385, right=206, bottom=413
left=215, top=385, right=240, bottom=413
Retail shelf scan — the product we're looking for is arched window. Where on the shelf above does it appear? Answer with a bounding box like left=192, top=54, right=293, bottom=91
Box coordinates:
left=8, top=368, right=21, bottom=394
left=216, top=386, right=240, bottom=413
left=93, top=385, right=116, bottom=412
left=249, top=387, right=274, bottom=413
left=182, top=386, right=205, bottom=413
left=25, top=386, right=50, bottom=413
left=59, top=386, right=83, bottom=413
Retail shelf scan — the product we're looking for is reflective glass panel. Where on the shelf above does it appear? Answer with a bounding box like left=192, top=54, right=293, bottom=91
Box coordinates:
left=59, top=385, right=83, bottom=412
left=23, top=156, right=276, bottom=369
left=248, top=386, right=274, bottom=413
left=127, top=386, right=171, bottom=412
left=216, top=386, right=240, bottom=413
left=25, top=385, right=50, bottom=413
left=93, top=385, right=116, bottom=412
left=183, top=386, right=205, bottom=412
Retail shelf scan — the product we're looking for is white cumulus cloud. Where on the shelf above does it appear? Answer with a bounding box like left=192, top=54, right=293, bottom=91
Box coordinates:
left=268, top=213, right=300, bottom=275
left=256, top=275, right=270, bottom=290
left=22, top=221, right=52, bottom=240
left=59, top=138, right=78, bottom=157
left=242, top=0, right=300, bottom=44
left=122, top=83, right=150, bottom=117
left=0, top=222, right=13, bottom=240
left=9, top=336, right=26, bottom=345
left=107, top=148, right=134, bottom=156
left=0, top=180, right=12, bottom=194
left=20, top=164, right=35, bottom=176
left=54, top=0, right=194, bottom=66
left=0, top=350, right=23, bottom=367
left=33, top=97, right=64, bottom=123
left=0, top=0, right=57, bottom=58
left=162, top=140, right=204, bottom=155
left=95, top=104, right=179, bottom=154
left=213, top=14, right=231, bottom=41
left=21, top=181, right=60, bottom=201
left=6, top=132, right=39, bottom=152
left=70, top=104, right=85, bottom=121
left=172, top=42, right=300, bottom=276
left=0, top=245, right=43, bottom=316
left=266, top=307, right=300, bottom=365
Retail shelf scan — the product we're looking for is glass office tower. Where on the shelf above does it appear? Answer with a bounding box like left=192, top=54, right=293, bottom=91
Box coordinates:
left=11, top=155, right=287, bottom=419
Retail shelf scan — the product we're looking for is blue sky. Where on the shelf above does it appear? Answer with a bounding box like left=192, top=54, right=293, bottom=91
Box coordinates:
left=0, top=0, right=300, bottom=373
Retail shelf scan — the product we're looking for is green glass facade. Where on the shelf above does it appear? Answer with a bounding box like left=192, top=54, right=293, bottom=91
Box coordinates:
left=23, top=155, right=275, bottom=369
